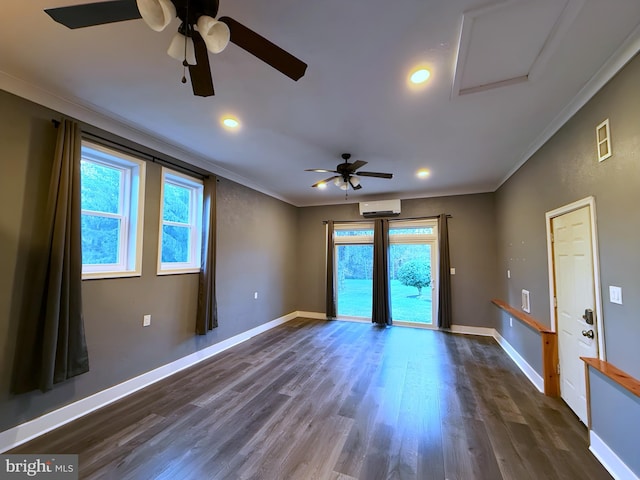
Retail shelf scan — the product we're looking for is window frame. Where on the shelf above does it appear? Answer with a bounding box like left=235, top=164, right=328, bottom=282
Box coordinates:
left=333, top=222, right=375, bottom=245
left=389, top=219, right=439, bottom=327
left=80, top=141, right=146, bottom=280
left=157, top=167, right=204, bottom=275
left=388, top=219, right=437, bottom=244
left=333, top=222, right=375, bottom=319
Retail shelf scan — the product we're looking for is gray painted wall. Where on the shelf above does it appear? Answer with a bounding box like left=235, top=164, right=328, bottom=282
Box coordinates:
left=0, top=90, right=299, bottom=432
left=297, top=193, right=499, bottom=328
left=495, top=53, right=640, bottom=475
left=589, top=370, right=640, bottom=475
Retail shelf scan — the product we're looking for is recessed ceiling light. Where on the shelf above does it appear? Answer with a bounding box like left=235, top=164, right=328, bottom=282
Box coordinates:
left=317, top=182, right=327, bottom=190
left=221, top=117, right=240, bottom=129
left=410, top=68, right=431, bottom=84
left=417, top=169, right=431, bottom=178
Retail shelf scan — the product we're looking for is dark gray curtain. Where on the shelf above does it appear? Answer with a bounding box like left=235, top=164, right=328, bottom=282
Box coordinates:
left=325, top=221, right=337, bottom=319
left=437, top=214, right=452, bottom=329
left=13, top=119, right=89, bottom=393
left=372, top=219, right=392, bottom=326
left=196, top=176, right=218, bottom=334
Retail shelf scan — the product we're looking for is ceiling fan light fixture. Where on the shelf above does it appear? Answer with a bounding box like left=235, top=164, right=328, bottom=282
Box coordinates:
left=197, top=16, right=231, bottom=54
left=349, top=176, right=360, bottom=188
left=136, top=0, right=176, bottom=32
left=167, top=31, right=197, bottom=65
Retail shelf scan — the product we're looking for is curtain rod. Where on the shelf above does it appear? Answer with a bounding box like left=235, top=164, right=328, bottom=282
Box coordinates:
left=322, top=214, right=452, bottom=224
left=52, top=118, right=210, bottom=180
left=84, top=131, right=209, bottom=180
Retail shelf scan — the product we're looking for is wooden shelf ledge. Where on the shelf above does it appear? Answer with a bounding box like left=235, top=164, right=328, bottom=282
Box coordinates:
left=491, top=298, right=558, bottom=397
left=491, top=298, right=553, bottom=333
left=581, top=357, right=640, bottom=398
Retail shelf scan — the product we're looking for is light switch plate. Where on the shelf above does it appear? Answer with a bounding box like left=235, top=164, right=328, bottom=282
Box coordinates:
left=450, top=268, right=456, bottom=275
left=609, top=286, right=622, bottom=305
left=521, top=289, right=530, bottom=313
left=143, top=314, right=151, bottom=327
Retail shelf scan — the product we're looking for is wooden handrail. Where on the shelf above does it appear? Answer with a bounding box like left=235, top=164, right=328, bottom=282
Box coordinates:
left=491, top=298, right=558, bottom=397
left=581, top=357, right=640, bottom=398
left=491, top=298, right=553, bottom=333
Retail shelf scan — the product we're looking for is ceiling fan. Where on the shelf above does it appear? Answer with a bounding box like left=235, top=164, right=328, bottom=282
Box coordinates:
left=44, top=0, right=308, bottom=97
left=306, top=153, right=393, bottom=191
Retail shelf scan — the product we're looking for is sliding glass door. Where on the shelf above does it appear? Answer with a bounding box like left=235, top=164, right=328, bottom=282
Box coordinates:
left=389, top=221, right=437, bottom=326
left=334, top=223, right=374, bottom=318
left=332, top=220, right=437, bottom=324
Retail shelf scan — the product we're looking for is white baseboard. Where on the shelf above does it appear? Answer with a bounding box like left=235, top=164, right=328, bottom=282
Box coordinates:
left=493, top=330, right=545, bottom=393
left=589, top=431, right=639, bottom=480
left=296, top=311, right=327, bottom=320
left=449, top=325, right=496, bottom=337
left=0, top=311, right=299, bottom=453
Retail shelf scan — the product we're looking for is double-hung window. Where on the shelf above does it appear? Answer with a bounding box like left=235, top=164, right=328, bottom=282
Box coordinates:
left=157, top=167, right=203, bottom=274
left=80, top=141, right=146, bottom=279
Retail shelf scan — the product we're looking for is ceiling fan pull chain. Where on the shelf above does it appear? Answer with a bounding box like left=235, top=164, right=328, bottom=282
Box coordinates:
left=181, top=0, right=190, bottom=85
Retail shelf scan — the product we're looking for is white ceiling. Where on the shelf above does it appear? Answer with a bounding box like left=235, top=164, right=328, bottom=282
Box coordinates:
left=2, top=0, right=640, bottom=206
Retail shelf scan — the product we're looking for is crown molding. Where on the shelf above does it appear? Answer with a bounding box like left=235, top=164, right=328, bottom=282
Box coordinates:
left=0, top=70, right=292, bottom=205
left=496, top=22, right=640, bottom=189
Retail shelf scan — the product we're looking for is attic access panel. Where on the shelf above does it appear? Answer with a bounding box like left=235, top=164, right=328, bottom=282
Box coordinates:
left=452, top=0, right=584, bottom=96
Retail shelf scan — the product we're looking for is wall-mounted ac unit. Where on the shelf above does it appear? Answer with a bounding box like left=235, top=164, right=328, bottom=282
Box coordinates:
left=359, top=199, right=401, bottom=218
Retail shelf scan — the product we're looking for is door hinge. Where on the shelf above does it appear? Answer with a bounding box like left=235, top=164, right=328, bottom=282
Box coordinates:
left=553, top=297, right=557, bottom=308
left=551, top=233, right=554, bottom=243
left=557, top=364, right=560, bottom=375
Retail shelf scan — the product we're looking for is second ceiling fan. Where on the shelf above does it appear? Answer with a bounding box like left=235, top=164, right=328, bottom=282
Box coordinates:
left=45, top=0, right=308, bottom=97
left=306, top=153, right=393, bottom=191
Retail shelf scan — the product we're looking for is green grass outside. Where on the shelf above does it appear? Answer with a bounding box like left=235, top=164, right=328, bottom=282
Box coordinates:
left=337, top=278, right=432, bottom=323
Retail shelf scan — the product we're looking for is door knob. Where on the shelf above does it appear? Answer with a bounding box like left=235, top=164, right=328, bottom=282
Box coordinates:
left=581, top=329, right=594, bottom=339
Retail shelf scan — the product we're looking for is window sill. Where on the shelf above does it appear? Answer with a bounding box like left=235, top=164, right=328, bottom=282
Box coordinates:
left=82, top=271, right=142, bottom=281
left=156, top=268, right=201, bottom=276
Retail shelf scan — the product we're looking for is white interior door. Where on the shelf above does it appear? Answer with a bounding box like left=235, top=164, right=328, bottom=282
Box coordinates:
left=552, top=205, right=598, bottom=424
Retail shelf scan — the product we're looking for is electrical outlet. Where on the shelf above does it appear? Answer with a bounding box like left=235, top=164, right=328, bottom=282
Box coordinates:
left=509, top=317, right=513, bottom=327
left=143, top=314, right=151, bottom=327
left=507, top=269, right=511, bottom=279
left=254, top=291, right=258, bottom=300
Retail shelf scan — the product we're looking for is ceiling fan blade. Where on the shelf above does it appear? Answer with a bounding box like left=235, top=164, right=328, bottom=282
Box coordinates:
left=219, top=16, right=308, bottom=81
left=189, top=31, right=215, bottom=97
left=313, top=176, right=339, bottom=188
left=357, top=171, right=393, bottom=179
left=345, top=160, right=367, bottom=173
left=45, top=0, right=141, bottom=29
left=305, top=169, right=338, bottom=173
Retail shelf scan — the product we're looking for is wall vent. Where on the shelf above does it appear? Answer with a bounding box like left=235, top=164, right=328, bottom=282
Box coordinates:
left=596, top=119, right=612, bottom=162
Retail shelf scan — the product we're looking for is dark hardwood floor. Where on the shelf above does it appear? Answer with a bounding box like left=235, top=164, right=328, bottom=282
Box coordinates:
left=12, top=318, right=612, bottom=479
